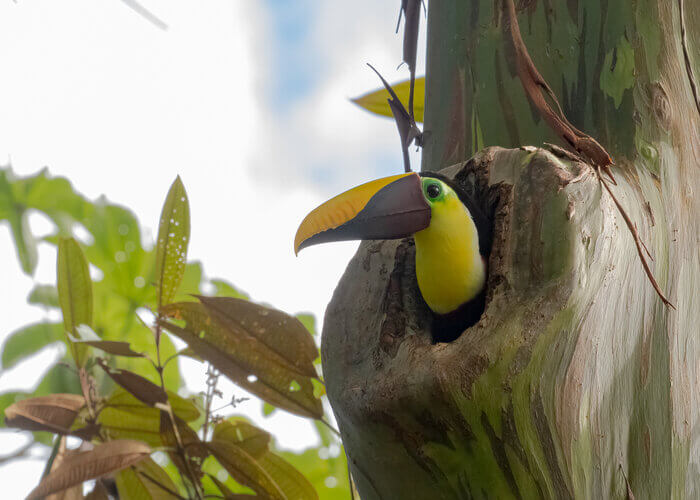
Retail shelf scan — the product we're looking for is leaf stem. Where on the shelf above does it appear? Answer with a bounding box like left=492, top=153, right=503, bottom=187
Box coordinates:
left=155, top=315, right=204, bottom=500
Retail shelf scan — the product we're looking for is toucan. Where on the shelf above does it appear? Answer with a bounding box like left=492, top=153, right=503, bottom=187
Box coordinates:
left=294, top=172, right=492, bottom=342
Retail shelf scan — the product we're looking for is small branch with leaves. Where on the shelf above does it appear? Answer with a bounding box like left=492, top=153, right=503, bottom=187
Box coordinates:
left=3, top=174, right=331, bottom=499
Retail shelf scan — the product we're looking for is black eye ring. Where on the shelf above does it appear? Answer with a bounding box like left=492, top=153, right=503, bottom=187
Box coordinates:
left=426, top=183, right=441, bottom=199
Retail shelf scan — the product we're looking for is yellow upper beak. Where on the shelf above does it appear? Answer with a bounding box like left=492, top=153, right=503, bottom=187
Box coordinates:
left=294, top=172, right=431, bottom=254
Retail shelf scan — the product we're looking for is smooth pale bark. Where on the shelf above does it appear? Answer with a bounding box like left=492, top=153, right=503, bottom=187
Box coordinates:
left=322, top=1, right=699, bottom=498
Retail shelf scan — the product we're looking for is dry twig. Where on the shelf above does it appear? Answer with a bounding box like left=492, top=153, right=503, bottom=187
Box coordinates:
left=596, top=167, right=675, bottom=309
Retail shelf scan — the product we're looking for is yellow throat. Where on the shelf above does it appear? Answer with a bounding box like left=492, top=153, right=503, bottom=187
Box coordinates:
left=413, top=181, right=485, bottom=315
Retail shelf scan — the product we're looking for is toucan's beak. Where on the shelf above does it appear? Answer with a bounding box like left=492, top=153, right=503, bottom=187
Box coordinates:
left=295, top=172, right=431, bottom=254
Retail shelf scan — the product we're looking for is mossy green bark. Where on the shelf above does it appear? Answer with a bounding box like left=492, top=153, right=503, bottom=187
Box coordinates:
left=322, top=1, right=699, bottom=498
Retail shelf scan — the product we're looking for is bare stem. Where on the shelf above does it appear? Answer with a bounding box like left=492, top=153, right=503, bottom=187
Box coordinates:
left=201, top=364, right=220, bottom=441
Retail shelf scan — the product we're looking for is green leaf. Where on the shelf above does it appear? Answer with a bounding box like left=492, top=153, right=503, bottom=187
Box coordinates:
left=28, top=285, right=60, bottom=308
left=57, top=237, right=93, bottom=366
left=295, top=313, right=317, bottom=337
left=160, top=302, right=323, bottom=420
left=257, top=452, right=318, bottom=500
left=351, top=76, right=425, bottom=123
left=279, top=446, right=349, bottom=499
left=81, top=202, right=150, bottom=302
left=0, top=169, right=37, bottom=274
left=0, top=167, right=89, bottom=275
left=262, top=403, right=276, bottom=417
left=1, top=322, right=63, bottom=370
left=155, top=176, right=190, bottom=308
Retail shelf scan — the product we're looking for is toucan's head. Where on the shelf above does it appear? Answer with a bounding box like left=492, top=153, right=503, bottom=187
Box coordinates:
left=295, top=171, right=491, bottom=337
left=294, top=172, right=489, bottom=256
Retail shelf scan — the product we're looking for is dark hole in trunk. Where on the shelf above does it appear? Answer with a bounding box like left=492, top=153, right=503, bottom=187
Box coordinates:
left=427, top=160, right=506, bottom=343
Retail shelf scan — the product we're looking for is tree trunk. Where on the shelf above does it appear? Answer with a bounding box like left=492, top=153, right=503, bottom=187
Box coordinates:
left=322, top=1, right=699, bottom=498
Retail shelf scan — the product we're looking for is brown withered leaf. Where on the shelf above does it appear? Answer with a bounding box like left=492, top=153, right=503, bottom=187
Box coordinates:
left=160, top=302, right=323, bottom=419
left=502, top=0, right=615, bottom=182
left=5, top=394, right=85, bottom=434
left=212, top=419, right=271, bottom=459
left=197, top=296, right=318, bottom=379
left=97, top=358, right=167, bottom=407
left=70, top=325, right=144, bottom=358
left=46, top=437, right=84, bottom=500
left=208, top=440, right=285, bottom=499
left=75, top=340, right=144, bottom=358
left=26, top=440, right=151, bottom=499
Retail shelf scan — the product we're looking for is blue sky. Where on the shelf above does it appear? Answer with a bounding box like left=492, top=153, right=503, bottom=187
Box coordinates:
left=263, top=0, right=318, bottom=108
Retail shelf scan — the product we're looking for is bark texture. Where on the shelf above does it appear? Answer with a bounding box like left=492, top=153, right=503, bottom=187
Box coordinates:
left=322, top=1, right=699, bottom=498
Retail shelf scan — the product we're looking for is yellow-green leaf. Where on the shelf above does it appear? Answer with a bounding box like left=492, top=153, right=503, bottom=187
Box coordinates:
left=258, top=452, right=318, bottom=500
left=213, top=419, right=271, bottom=459
left=104, top=388, right=200, bottom=422
left=99, top=389, right=200, bottom=447
left=155, top=176, right=190, bottom=308
left=351, top=76, right=425, bottom=123
left=208, top=440, right=284, bottom=500
left=115, top=458, right=180, bottom=500
left=57, top=237, right=93, bottom=366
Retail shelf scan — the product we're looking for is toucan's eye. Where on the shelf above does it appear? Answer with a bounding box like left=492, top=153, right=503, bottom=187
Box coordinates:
left=426, top=183, right=441, bottom=199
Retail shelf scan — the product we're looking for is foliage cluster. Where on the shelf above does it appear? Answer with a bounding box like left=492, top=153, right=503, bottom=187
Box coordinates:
left=0, top=169, right=349, bottom=499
